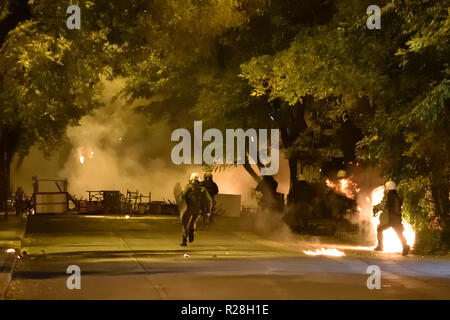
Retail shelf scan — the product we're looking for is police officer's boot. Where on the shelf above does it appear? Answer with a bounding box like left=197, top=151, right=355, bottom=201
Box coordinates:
left=181, top=236, right=187, bottom=246
left=402, top=245, right=410, bottom=256
left=375, top=230, right=383, bottom=251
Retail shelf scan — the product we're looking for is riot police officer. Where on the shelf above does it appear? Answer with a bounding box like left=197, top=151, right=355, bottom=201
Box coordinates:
left=201, top=172, right=219, bottom=224
left=181, top=173, right=211, bottom=246
left=373, top=181, right=410, bottom=256
left=14, top=187, right=25, bottom=216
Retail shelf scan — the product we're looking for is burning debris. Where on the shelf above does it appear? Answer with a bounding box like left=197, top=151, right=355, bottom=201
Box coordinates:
left=324, top=171, right=416, bottom=254
left=303, top=248, right=346, bottom=257
left=326, top=177, right=360, bottom=200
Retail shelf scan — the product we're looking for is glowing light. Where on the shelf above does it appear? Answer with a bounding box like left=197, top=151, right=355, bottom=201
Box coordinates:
left=79, top=155, right=85, bottom=164
left=6, top=248, right=15, bottom=254
left=340, top=178, right=349, bottom=192
left=303, top=248, right=345, bottom=257
left=125, top=215, right=130, bottom=219
left=184, top=254, right=189, bottom=258
left=371, top=186, right=384, bottom=206
left=326, top=178, right=359, bottom=199
left=371, top=186, right=415, bottom=253
left=88, top=151, right=94, bottom=159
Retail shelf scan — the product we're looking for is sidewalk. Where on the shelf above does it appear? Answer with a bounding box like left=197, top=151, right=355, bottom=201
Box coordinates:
left=0, top=213, right=28, bottom=299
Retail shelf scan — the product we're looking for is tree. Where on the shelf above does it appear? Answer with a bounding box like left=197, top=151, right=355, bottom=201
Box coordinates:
left=118, top=0, right=291, bottom=181
left=240, top=0, right=368, bottom=206
left=357, top=0, right=450, bottom=252
left=0, top=0, right=113, bottom=209
left=240, top=0, right=449, bottom=250
left=139, top=0, right=336, bottom=184
left=0, top=0, right=270, bottom=208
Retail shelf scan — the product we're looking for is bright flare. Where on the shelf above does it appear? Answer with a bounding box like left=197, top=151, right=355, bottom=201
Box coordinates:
left=303, top=248, right=346, bottom=257
left=371, top=186, right=415, bottom=253
left=6, top=248, right=16, bottom=254
left=326, top=178, right=359, bottom=199
left=79, top=155, right=85, bottom=164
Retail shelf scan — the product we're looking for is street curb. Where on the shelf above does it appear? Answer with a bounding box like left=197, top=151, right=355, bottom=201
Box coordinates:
left=0, top=216, right=28, bottom=300
left=0, top=250, right=17, bottom=300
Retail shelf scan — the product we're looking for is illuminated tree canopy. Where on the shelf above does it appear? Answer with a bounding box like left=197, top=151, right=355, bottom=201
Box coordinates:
left=0, top=0, right=448, bottom=252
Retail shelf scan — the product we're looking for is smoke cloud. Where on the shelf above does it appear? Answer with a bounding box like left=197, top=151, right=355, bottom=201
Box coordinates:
left=12, top=79, right=289, bottom=203
left=346, top=166, right=385, bottom=245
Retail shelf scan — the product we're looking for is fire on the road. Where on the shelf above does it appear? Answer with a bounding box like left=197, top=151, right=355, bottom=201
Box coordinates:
left=327, top=175, right=416, bottom=254
left=303, top=248, right=346, bottom=257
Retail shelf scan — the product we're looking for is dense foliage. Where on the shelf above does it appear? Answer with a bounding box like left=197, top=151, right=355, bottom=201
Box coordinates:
left=240, top=0, right=449, bottom=252
left=1, top=0, right=448, bottom=252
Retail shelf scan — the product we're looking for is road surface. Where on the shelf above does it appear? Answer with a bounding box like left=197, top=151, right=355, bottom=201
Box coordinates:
left=4, top=214, right=450, bottom=299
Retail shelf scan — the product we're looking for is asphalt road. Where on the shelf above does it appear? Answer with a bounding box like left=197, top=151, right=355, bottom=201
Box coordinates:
left=4, top=214, right=450, bottom=299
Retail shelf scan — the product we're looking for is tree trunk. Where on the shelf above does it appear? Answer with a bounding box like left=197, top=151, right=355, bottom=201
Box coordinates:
left=0, top=0, right=30, bottom=213
left=0, top=128, right=12, bottom=212
left=431, top=182, right=450, bottom=228
left=287, top=157, right=297, bottom=202
left=430, top=164, right=450, bottom=251
left=243, top=161, right=260, bottom=184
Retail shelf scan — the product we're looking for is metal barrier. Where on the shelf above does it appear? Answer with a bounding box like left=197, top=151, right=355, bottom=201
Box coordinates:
left=33, top=177, right=69, bottom=214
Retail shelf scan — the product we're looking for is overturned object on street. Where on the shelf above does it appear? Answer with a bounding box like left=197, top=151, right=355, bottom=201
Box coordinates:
left=33, top=177, right=70, bottom=215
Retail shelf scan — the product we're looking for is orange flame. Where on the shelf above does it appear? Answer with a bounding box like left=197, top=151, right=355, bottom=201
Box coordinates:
left=326, top=178, right=359, bottom=199
left=303, top=248, right=345, bottom=257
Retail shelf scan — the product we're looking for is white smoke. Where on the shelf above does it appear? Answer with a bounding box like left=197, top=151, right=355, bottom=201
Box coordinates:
left=12, top=79, right=291, bottom=203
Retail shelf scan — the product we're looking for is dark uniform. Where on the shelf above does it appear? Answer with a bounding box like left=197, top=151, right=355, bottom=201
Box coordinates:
left=181, top=180, right=211, bottom=246
left=201, top=175, right=219, bottom=224
left=14, top=187, right=25, bottom=216
left=255, top=176, right=278, bottom=214
left=374, top=189, right=410, bottom=255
